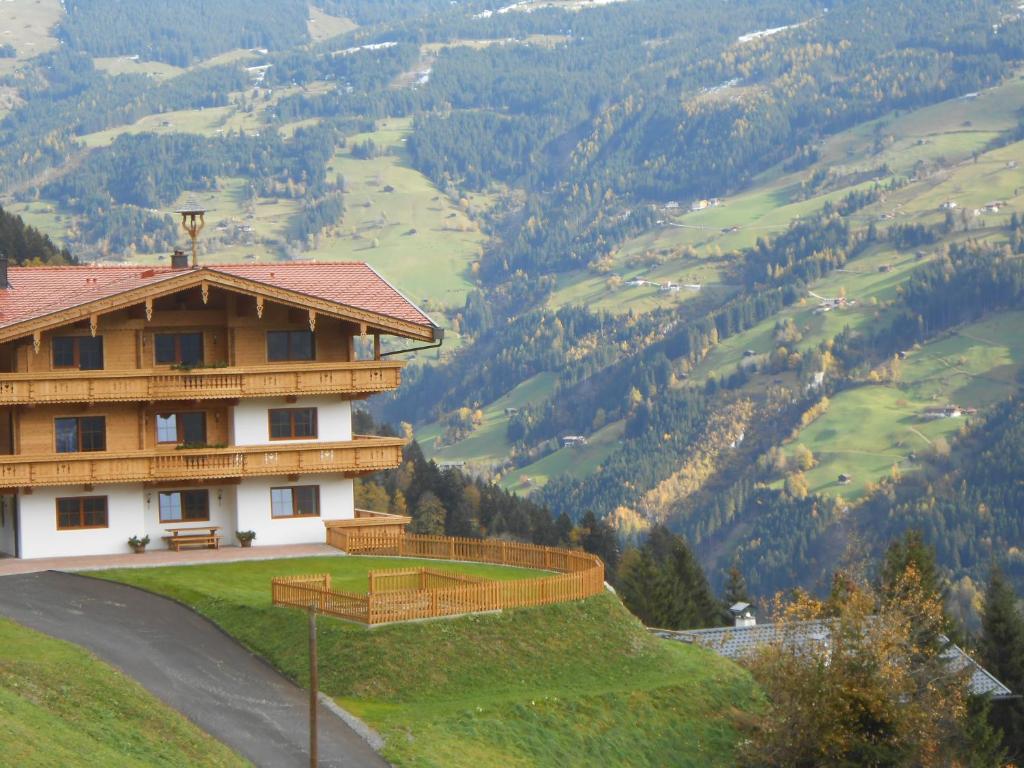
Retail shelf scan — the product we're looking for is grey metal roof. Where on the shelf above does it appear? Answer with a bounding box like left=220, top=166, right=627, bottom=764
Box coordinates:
left=653, top=620, right=1013, bottom=699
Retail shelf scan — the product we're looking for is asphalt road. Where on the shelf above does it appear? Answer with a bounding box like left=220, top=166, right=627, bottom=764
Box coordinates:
left=0, top=571, right=390, bottom=768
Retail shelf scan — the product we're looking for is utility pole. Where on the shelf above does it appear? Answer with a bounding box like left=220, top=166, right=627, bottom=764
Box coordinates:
left=309, top=604, right=318, bottom=768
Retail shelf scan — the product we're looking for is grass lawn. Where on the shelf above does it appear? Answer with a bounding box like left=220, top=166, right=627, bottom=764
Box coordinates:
left=0, top=618, right=247, bottom=768
left=94, top=557, right=761, bottom=767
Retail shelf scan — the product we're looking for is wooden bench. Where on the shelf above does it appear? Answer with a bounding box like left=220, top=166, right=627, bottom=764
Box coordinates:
left=163, top=525, right=223, bottom=552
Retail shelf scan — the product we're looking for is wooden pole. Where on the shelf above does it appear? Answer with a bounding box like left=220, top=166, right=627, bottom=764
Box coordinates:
left=309, top=604, right=318, bottom=768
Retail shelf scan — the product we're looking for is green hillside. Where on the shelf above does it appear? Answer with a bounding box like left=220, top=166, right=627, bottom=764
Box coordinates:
left=418, top=69, right=1024, bottom=494
left=94, top=557, right=761, bottom=768
left=0, top=618, right=247, bottom=768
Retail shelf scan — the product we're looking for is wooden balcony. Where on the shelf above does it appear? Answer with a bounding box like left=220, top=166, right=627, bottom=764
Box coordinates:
left=0, top=361, right=403, bottom=405
left=0, top=436, right=405, bottom=488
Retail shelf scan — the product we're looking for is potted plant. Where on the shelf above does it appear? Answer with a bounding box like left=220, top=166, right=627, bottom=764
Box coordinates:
left=236, top=530, right=256, bottom=548
left=128, top=535, right=150, bottom=554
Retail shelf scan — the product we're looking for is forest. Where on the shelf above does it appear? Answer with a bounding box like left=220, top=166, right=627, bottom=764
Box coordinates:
left=58, top=0, right=310, bottom=65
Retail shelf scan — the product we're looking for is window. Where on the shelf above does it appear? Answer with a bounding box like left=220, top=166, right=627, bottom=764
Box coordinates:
left=155, top=332, right=204, bottom=366
left=155, top=412, right=207, bottom=445
left=158, top=490, right=210, bottom=523
left=270, top=486, right=320, bottom=518
left=267, top=330, right=315, bottom=362
left=52, top=336, right=104, bottom=370
left=56, top=496, right=108, bottom=530
left=268, top=408, right=317, bottom=440
left=55, top=416, right=106, bottom=453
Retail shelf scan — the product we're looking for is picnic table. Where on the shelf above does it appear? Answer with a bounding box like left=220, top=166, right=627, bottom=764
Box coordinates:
left=163, top=525, right=222, bottom=551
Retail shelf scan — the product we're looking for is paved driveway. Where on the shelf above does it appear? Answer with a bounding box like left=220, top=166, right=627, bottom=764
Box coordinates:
left=0, top=571, right=389, bottom=768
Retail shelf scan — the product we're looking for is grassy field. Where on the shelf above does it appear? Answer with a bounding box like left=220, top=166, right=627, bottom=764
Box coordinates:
left=305, top=117, right=489, bottom=311
left=94, top=557, right=761, bottom=768
left=502, top=419, right=626, bottom=492
left=781, top=310, right=1024, bottom=499
left=65, top=113, right=488, bottom=313
left=307, top=6, right=357, bottom=42
left=0, top=0, right=62, bottom=76
left=0, top=617, right=247, bottom=768
left=419, top=372, right=558, bottom=466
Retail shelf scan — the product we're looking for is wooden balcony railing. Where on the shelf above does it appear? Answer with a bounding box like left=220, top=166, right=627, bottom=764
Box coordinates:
left=0, top=437, right=405, bottom=488
left=0, top=361, right=403, bottom=405
left=323, top=508, right=412, bottom=544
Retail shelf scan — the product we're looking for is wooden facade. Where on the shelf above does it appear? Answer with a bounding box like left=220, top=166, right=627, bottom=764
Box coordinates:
left=0, top=273, right=419, bottom=496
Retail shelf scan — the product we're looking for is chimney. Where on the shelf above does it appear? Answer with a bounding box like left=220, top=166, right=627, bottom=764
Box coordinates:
left=729, top=602, right=756, bottom=628
left=171, top=249, right=188, bottom=270
left=0, top=250, right=9, bottom=289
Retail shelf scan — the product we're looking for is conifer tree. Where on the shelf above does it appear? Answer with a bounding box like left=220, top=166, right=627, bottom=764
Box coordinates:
left=980, top=566, right=1024, bottom=760
left=724, top=564, right=750, bottom=607
left=617, top=526, right=720, bottom=629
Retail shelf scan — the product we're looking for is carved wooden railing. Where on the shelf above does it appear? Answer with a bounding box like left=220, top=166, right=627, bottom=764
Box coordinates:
left=273, top=523, right=607, bottom=625
left=0, top=437, right=405, bottom=488
left=0, top=360, right=403, bottom=404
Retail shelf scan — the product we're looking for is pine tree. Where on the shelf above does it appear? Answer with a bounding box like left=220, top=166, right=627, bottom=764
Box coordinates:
left=980, top=566, right=1024, bottom=760
left=724, top=564, right=750, bottom=606
left=617, top=547, right=671, bottom=627
left=958, top=696, right=1008, bottom=768
left=578, top=510, right=621, bottom=574
left=617, top=526, right=721, bottom=629
left=411, top=491, right=446, bottom=536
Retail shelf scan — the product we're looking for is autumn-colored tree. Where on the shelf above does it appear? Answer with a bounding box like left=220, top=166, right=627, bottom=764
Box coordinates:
left=793, top=444, right=816, bottom=471
left=740, top=565, right=981, bottom=767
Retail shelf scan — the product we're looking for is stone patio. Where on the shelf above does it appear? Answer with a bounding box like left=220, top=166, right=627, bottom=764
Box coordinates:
left=0, top=543, right=345, bottom=577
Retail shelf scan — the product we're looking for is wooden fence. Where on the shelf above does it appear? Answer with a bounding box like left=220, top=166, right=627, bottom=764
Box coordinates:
left=271, top=532, right=606, bottom=625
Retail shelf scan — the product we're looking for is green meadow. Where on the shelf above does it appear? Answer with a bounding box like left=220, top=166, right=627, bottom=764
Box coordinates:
left=0, top=618, right=247, bottom=767
left=94, top=558, right=761, bottom=768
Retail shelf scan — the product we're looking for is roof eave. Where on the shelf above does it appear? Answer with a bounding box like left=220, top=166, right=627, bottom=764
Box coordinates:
left=0, top=267, right=437, bottom=344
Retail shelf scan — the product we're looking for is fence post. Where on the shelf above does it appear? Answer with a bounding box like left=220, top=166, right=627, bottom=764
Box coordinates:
left=448, top=539, right=454, bottom=560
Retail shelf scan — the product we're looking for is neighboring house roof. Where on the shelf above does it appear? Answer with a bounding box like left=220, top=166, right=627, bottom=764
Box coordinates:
left=0, top=263, right=438, bottom=342
left=654, top=621, right=1013, bottom=699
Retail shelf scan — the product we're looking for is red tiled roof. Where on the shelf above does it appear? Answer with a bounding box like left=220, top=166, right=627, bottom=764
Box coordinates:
left=211, top=263, right=433, bottom=326
left=0, top=262, right=435, bottom=333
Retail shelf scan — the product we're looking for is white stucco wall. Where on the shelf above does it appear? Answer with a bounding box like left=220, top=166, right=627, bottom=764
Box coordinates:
left=17, top=483, right=242, bottom=558
left=142, top=484, right=237, bottom=550
left=18, top=484, right=146, bottom=559
left=231, top=396, right=352, bottom=446
left=235, top=475, right=353, bottom=547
